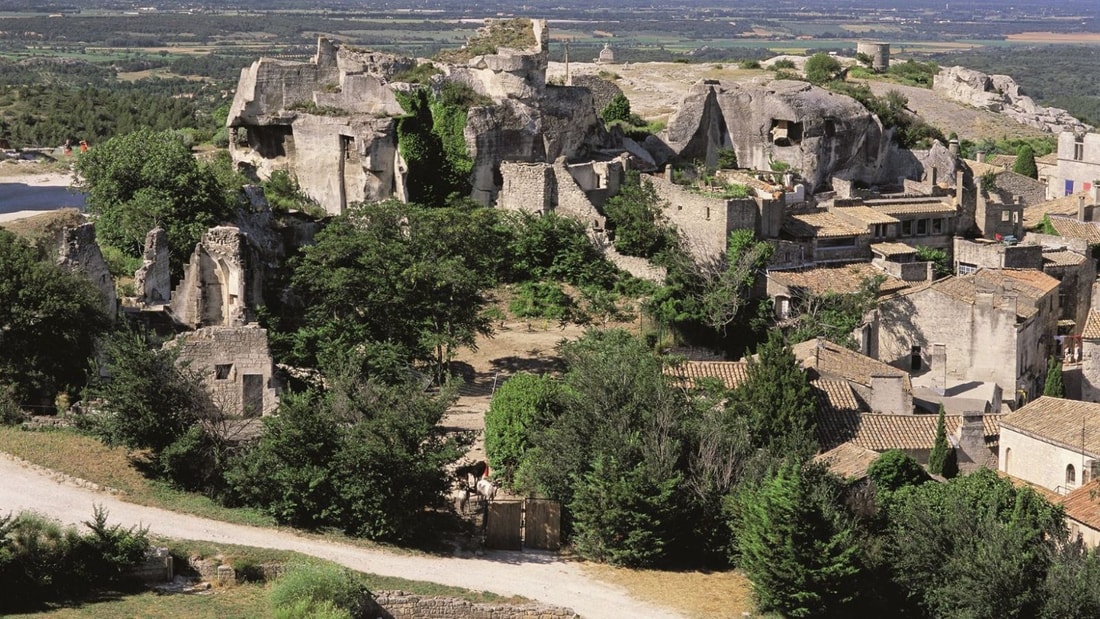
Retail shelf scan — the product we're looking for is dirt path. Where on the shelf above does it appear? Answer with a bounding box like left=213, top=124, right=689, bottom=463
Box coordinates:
left=0, top=455, right=682, bottom=619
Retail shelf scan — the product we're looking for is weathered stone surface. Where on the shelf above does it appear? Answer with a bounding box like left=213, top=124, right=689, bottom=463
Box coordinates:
left=370, top=589, right=578, bottom=619
left=933, top=66, right=1091, bottom=134
left=568, top=74, right=623, bottom=115
left=57, top=222, right=117, bottom=321
left=169, top=325, right=278, bottom=417
left=660, top=78, right=891, bottom=191
left=133, top=227, right=170, bottom=305
left=170, top=227, right=263, bottom=330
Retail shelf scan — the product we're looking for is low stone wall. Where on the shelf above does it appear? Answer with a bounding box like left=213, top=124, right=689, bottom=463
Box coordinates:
left=370, top=591, right=578, bottom=619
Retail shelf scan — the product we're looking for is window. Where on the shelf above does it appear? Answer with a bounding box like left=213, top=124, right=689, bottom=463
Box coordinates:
left=873, top=223, right=887, bottom=238
left=957, top=262, right=978, bottom=275
left=910, top=346, right=921, bottom=371
left=215, top=364, right=233, bottom=380
left=823, top=118, right=836, bottom=137
left=1001, top=210, right=1012, bottom=222
left=902, top=220, right=913, bottom=236
left=1074, top=136, right=1085, bottom=161
left=931, top=218, right=944, bottom=234
left=770, top=119, right=803, bottom=146
left=916, top=219, right=928, bottom=235
left=818, top=236, right=857, bottom=249
left=1067, top=463, right=1077, bottom=486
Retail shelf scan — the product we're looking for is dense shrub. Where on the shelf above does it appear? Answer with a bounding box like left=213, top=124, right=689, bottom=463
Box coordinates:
left=270, top=562, right=373, bottom=619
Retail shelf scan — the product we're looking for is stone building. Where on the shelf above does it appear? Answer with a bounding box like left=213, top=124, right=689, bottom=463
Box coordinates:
left=855, top=41, right=890, bottom=72
left=171, top=325, right=278, bottom=417
left=170, top=226, right=264, bottom=330
left=766, top=262, right=913, bottom=322
left=595, top=43, right=615, bottom=64
left=56, top=222, right=117, bottom=322
left=133, top=227, right=170, bottom=306
left=872, top=268, right=1061, bottom=402
left=1049, top=131, right=1100, bottom=199
left=999, top=396, right=1100, bottom=495
left=791, top=337, right=913, bottom=414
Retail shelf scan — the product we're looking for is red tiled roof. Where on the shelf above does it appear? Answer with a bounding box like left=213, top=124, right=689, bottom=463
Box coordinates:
left=1000, top=396, right=1100, bottom=459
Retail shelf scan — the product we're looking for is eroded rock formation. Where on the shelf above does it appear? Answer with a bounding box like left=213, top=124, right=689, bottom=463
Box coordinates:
left=933, top=66, right=1091, bottom=134
left=227, top=19, right=607, bottom=210
left=660, top=79, right=894, bottom=191
left=57, top=222, right=117, bottom=322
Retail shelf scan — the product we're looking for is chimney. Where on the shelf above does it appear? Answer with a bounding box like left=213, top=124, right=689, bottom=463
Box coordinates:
left=870, top=374, right=912, bottom=414
left=928, top=167, right=938, bottom=192
left=949, top=138, right=959, bottom=155
left=664, top=165, right=673, bottom=183
left=930, top=343, right=947, bottom=395
left=976, top=151, right=986, bottom=163
left=1080, top=195, right=1087, bottom=222
left=955, top=412, right=988, bottom=467
left=955, top=170, right=965, bottom=204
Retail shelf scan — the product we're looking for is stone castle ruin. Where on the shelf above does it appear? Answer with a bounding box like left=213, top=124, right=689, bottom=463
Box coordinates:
left=227, top=19, right=607, bottom=212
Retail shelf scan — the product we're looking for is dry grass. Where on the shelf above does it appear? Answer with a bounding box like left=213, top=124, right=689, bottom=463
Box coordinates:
left=583, top=563, right=756, bottom=618
left=1005, top=32, right=1100, bottom=43
left=0, top=208, right=85, bottom=239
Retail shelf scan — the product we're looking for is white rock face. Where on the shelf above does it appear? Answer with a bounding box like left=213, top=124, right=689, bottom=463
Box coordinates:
left=661, top=78, right=896, bottom=190
left=933, top=66, right=1091, bottom=134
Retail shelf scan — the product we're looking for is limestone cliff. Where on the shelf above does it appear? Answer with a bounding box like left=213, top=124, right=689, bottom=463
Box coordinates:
left=661, top=78, right=892, bottom=191
left=227, top=19, right=607, bottom=211
left=933, top=66, right=1091, bottom=135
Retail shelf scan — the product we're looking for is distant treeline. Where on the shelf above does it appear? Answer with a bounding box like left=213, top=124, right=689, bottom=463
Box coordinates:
left=931, top=46, right=1100, bottom=127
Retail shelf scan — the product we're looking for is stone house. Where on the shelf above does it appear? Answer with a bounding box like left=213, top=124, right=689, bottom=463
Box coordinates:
left=816, top=409, right=998, bottom=467
left=1062, top=480, right=1100, bottom=545
left=1049, top=131, right=1100, bottom=199
left=766, top=262, right=913, bottom=321
left=782, top=208, right=871, bottom=264
left=791, top=338, right=913, bottom=414
left=1078, top=312, right=1100, bottom=403
left=170, top=325, right=279, bottom=417
left=872, top=268, right=1061, bottom=402
left=170, top=227, right=264, bottom=330
left=1023, top=189, right=1099, bottom=230
left=999, top=396, right=1100, bottom=496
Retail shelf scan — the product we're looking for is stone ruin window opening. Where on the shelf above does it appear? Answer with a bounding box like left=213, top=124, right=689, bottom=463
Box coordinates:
left=1001, top=210, right=1012, bottom=222
left=215, top=364, right=233, bottom=380
left=705, top=206, right=711, bottom=221
left=1075, top=136, right=1085, bottom=161
left=341, top=135, right=356, bottom=161
left=910, top=345, right=921, bottom=371
left=769, top=119, right=803, bottom=147
left=823, top=118, right=836, bottom=138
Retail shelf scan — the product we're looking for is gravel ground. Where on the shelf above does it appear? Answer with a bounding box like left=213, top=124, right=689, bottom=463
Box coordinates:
left=0, top=455, right=683, bottom=619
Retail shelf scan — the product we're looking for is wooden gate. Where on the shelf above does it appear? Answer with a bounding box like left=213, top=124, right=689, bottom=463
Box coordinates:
left=523, top=498, right=561, bottom=550
left=485, top=501, right=523, bottom=550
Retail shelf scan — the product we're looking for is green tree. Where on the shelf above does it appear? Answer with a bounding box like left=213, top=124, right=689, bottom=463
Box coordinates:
left=697, top=230, right=773, bottom=335
left=915, top=245, right=952, bottom=279
left=805, top=52, right=843, bottom=85
left=603, top=173, right=676, bottom=258
left=74, top=128, right=234, bottom=274
left=1014, top=144, right=1039, bottom=179
left=1042, top=539, right=1100, bottom=619
left=786, top=275, right=883, bottom=348
left=737, top=461, right=860, bottom=617
left=484, top=372, right=560, bottom=486
left=867, top=449, right=930, bottom=496
left=927, top=405, right=957, bottom=478
left=0, top=230, right=109, bottom=406
left=287, top=200, right=500, bottom=381
left=1044, top=357, right=1065, bottom=397
left=886, top=469, right=1065, bottom=619
left=729, top=331, right=817, bottom=457
left=600, top=93, right=633, bottom=124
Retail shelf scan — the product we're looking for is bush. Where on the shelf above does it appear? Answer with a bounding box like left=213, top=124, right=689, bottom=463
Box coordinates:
left=739, top=59, right=761, bottom=70
left=270, top=562, right=373, bottom=619
left=772, top=59, right=796, bottom=70
left=601, top=93, right=633, bottom=125
left=485, top=373, right=560, bottom=485
left=508, top=281, right=575, bottom=320
left=805, top=52, right=842, bottom=85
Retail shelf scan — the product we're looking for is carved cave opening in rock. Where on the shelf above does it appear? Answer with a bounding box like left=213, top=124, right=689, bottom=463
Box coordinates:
left=770, top=119, right=803, bottom=147
left=248, top=125, right=294, bottom=159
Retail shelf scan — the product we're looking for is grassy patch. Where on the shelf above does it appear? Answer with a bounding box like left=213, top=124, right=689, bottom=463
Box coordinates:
left=0, top=426, right=276, bottom=528
left=583, top=564, right=756, bottom=619
left=2, top=583, right=271, bottom=619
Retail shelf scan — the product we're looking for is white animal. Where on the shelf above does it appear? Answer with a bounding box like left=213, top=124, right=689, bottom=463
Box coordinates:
left=476, top=478, right=498, bottom=502
left=450, top=486, right=470, bottom=512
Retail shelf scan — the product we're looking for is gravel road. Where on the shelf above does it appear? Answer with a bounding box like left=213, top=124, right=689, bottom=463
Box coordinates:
left=0, top=455, right=683, bottom=619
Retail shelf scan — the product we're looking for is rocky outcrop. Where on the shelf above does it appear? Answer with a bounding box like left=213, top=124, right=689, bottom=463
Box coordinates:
left=57, top=222, right=117, bottom=321
left=933, top=66, right=1091, bottom=134
left=660, top=78, right=891, bottom=191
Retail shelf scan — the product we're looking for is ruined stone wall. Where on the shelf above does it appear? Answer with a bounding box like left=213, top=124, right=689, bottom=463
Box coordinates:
left=171, top=326, right=278, bottom=417
left=170, top=227, right=263, bottom=330
left=368, top=591, right=576, bottom=619
left=57, top=222, right=117, bottom=321
left=647, top=175, right=758, bottom=263
left=133, top=227, right=171, bottom=305
left=952, top=239, right=1043, bottom=270
left=499, top=161, right=553, bottom=213
left=551, top=160, right=605, bottom=229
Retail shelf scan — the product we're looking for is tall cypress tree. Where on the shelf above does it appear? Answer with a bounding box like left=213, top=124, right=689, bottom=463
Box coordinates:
left=1013, top=144, right=1038, bottom=179
left=928, top=404, right=956, bottom=477
left=1044, top=356, right=1064, bottom=398
left=730, top=331, right=817, bottom=458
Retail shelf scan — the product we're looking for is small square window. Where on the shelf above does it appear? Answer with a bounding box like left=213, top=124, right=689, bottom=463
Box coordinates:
left=916, top=219, right=928, bottom=235
left=215, top=364, right=233, bottom=380
left=931, top=219, right=944, bottom=234
left=902, top=220, right=913, bottom=236
left=1001, top=210, right=1012, bottom=222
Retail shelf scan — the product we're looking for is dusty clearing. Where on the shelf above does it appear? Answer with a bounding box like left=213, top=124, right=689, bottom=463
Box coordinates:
left=583, top=563, right=756, bottom=619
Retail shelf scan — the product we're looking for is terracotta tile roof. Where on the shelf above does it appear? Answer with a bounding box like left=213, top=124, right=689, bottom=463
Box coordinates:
left=783, top=209, right=867, bottom=239
left=998, top=471, right=1066, bottom=505
left=965, top=158, right=1005, bottom=176
left=928, top=268, right=1059, bottom=319
left=1000, top=396, right=1100, bottom=459
left=1049, top=216, right=1100, bottom=244
left=665, top=363, right=861, bottom=418
left=1037, top=152, right=1058, bottom=166
left=814, top=442, right=881, bottom=481
left=832, top=206, right=899, bottom=225
left=1023, top=192, right=1092, bottom=229
left=1083, top=311, right=1100, bottom=339
left=987, top=154, right=1017, bottom=170
left=1043, top=250, right=1087, bottom=268
left=817, top=411, right=1000, bottom=451
left=666, top=361, right=748, bottom=390
left=861, top=198, right=958, bottom=216
left=792, top=338, right=912, bottom=393
left=1062, top=480, right=1100, bottom=531
left=871, top=242, right=917, bottom=257
left=768, top=263, right=910, bottom=297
